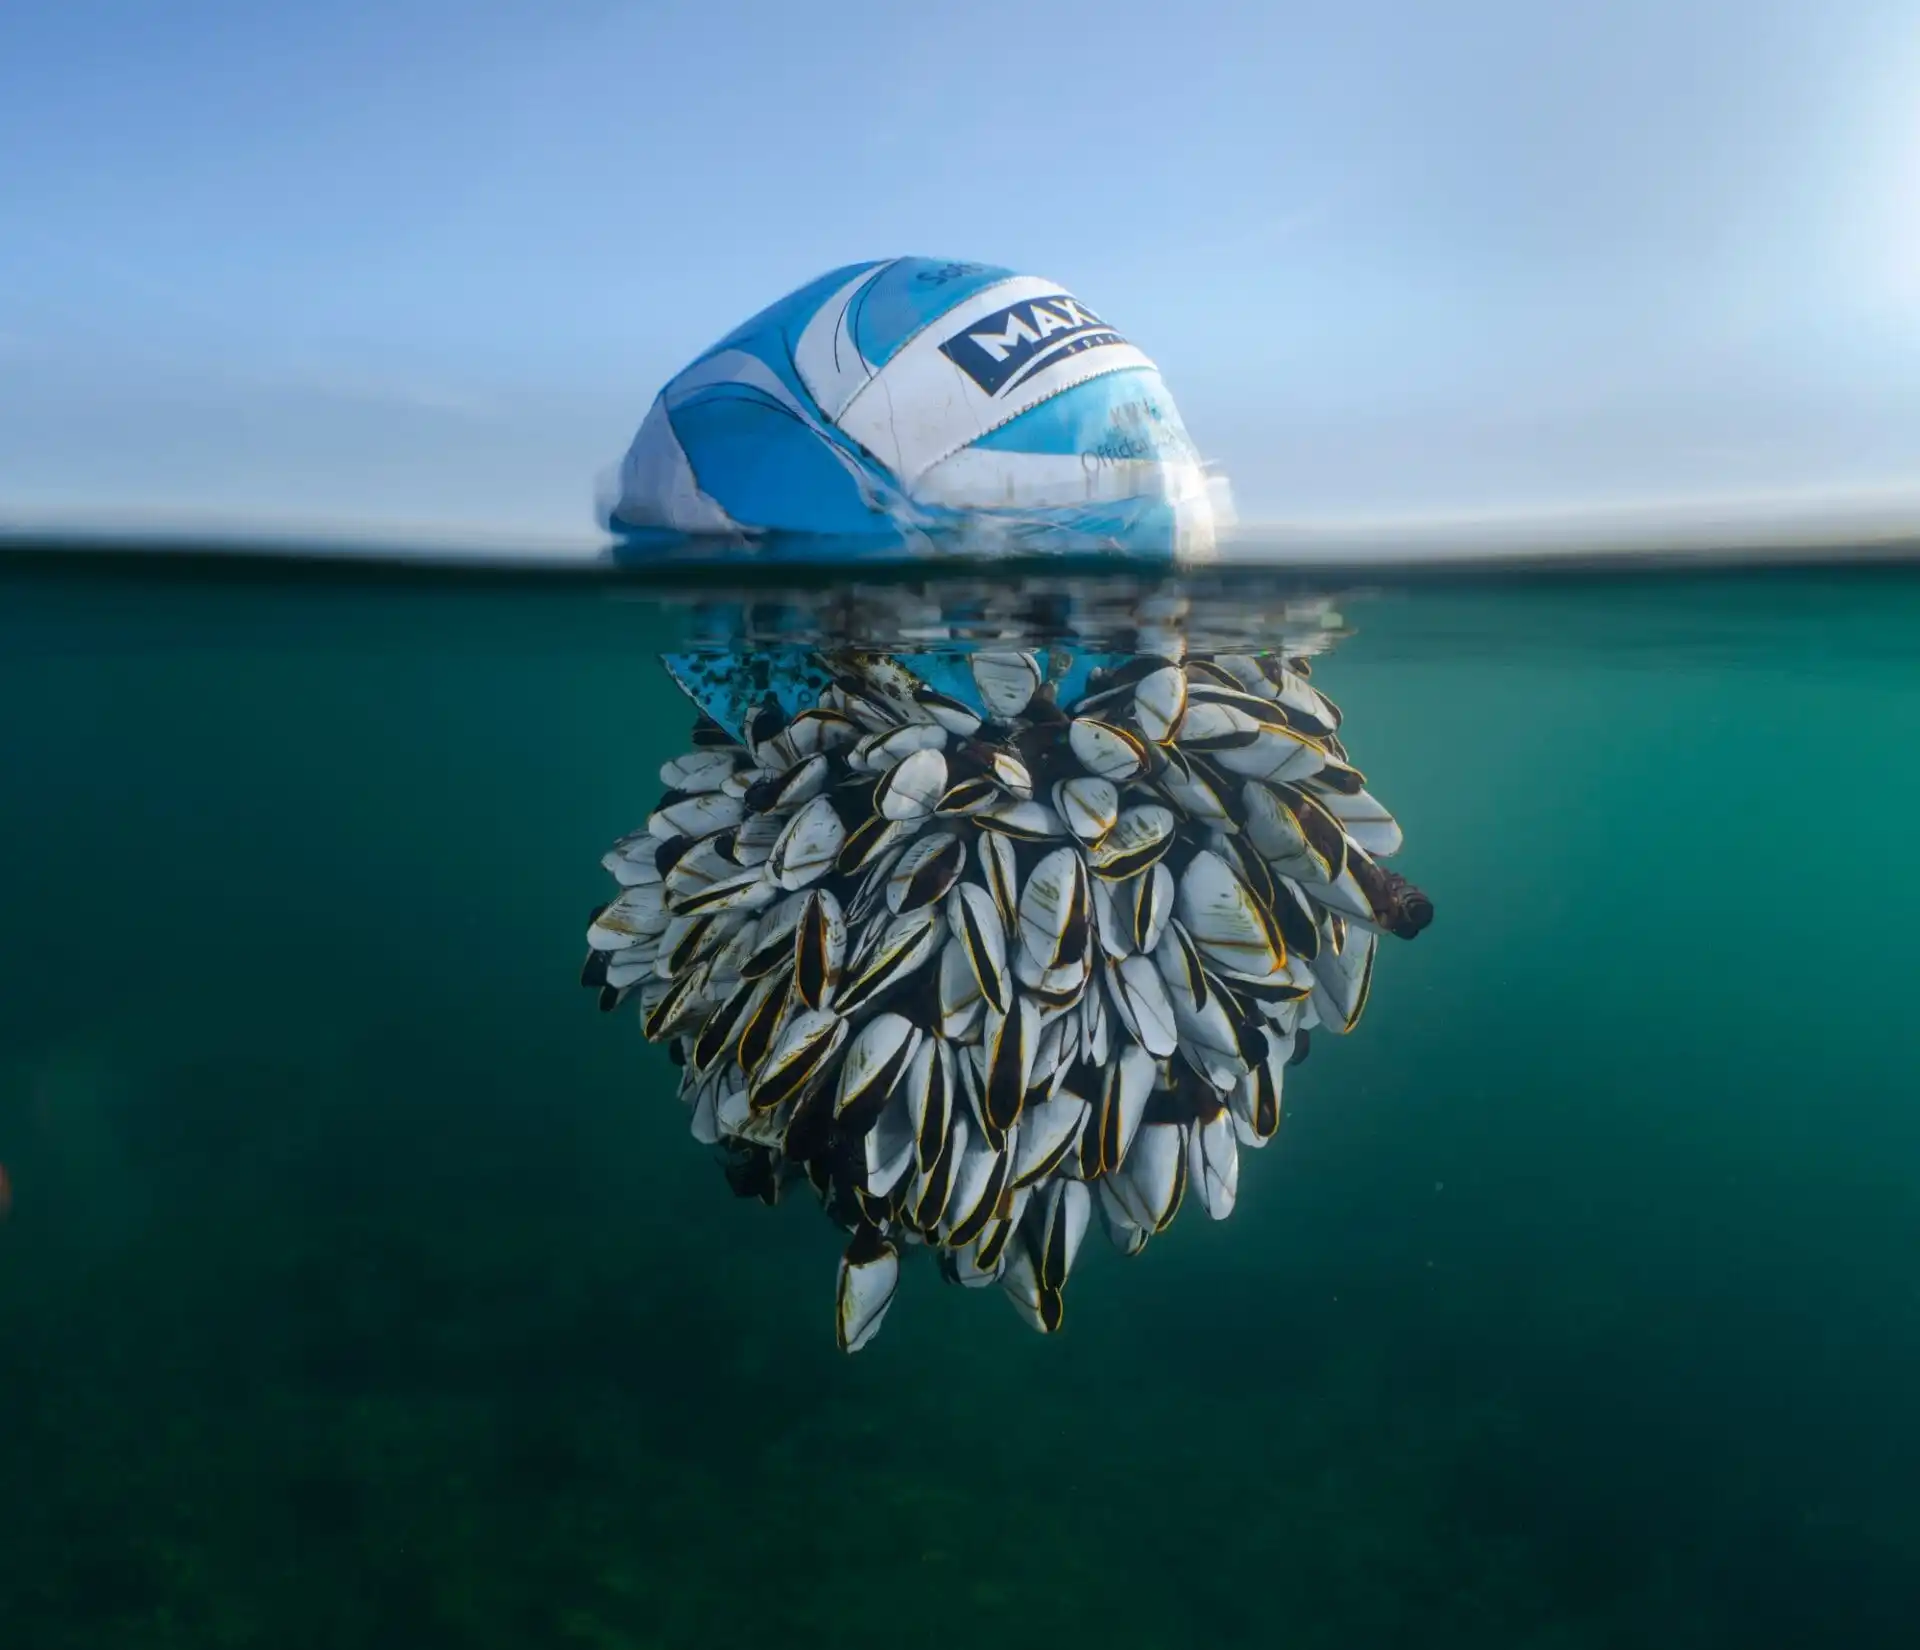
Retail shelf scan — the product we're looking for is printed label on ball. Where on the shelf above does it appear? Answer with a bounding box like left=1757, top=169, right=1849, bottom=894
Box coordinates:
left=938, top=294, right=1127, bottom=397
left=833, top=275, right=1161, bottom=484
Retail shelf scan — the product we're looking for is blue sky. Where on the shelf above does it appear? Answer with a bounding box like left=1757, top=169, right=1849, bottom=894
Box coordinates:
left=3, top=0, right=1917, bottom=540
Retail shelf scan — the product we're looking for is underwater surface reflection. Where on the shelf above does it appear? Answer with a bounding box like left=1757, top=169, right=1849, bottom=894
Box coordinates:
left=2, top=554, right=1918, bottom=1648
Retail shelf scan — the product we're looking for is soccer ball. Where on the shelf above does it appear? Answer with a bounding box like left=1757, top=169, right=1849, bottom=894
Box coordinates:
left=603, top=258, right=1223, bottom=557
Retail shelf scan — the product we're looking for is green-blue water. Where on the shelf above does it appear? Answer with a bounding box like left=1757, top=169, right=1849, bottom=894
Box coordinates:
left=3, top=556, right=1918, bottom=1648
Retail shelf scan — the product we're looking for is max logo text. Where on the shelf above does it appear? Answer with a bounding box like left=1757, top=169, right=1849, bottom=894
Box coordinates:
left=940, top=295, right=1126, bottom=396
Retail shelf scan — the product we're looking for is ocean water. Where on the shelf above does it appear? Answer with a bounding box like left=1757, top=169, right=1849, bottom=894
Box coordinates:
left=2, top=551, right=1918, bottom=1649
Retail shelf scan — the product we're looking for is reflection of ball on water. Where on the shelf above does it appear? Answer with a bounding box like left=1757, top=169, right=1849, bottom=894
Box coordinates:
left=603, top=257, right=1223, bottom=555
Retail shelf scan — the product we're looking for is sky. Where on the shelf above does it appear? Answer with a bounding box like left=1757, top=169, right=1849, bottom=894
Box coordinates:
left=3, top=0, right=1918, bottom=543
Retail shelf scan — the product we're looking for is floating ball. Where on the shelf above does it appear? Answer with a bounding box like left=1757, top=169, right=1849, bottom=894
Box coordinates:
left=603, top=258, right=1223, bottom=557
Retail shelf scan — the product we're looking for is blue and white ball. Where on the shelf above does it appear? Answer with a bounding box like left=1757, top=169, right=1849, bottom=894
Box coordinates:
left=603, top=258, right=1224, bottom=557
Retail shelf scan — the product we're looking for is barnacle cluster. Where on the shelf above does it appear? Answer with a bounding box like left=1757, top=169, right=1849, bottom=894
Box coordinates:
left=582, top=645, right=1431, bottom=1350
